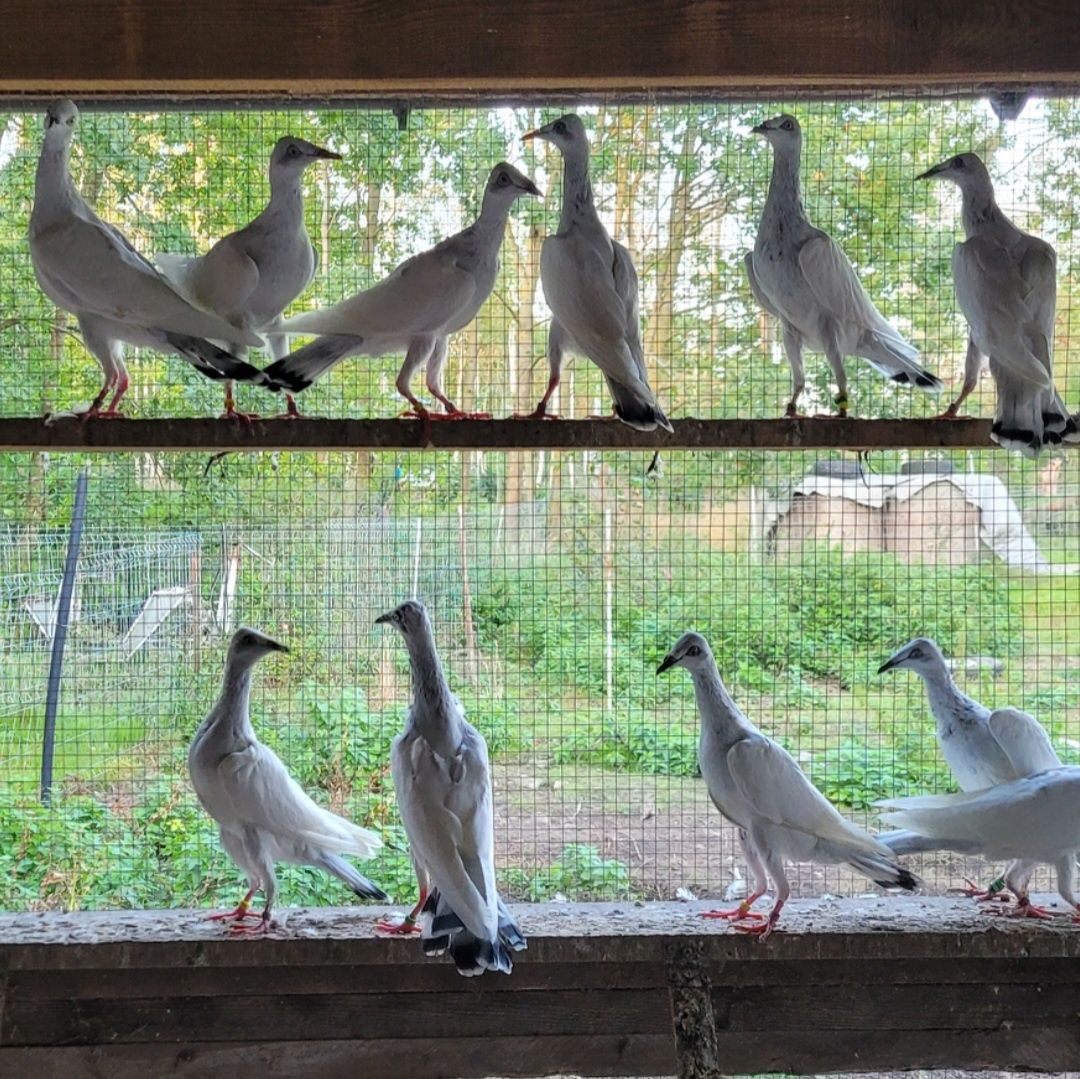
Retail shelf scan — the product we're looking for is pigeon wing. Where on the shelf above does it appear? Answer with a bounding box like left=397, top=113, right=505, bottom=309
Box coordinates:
left=217, top=741, right=382, bottom=858
left=727, top=737, right=883, bottom=853
left=798, top=233, right=897, bottom=334
left=988, top=706, right=1061, bottom=776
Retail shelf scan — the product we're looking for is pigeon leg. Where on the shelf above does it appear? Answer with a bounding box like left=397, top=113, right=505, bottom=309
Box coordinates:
left=421, top=336, right=489, bottom=419
left=950, top=875, right=1011, bottom=903
left=207, top=886, right=260, bottom=922
left=229, top=873, right=277, bottom=935
left=700, top=892, right=767, bottom=922
left=819, top=323, right=849, bottom=417
left=737, top=845, right=787, bottom=939
left=514, top=374, right=562, bottom=420
left=737, top=898, right=784, bottom=939
left=101, top=370, right=130, bottom=416
left=376, top=886, right=429, bottom=936
left=781, top=323, right=806, bottom=418
left=515, top=320, right=565, bottom=419
left=999, top=896, right=1056, bottom=920
left=935, top=338, right=982, bottom=419
left=276, top=394, right=302, bottom=420
left=221, top=381, right=259, bottom=424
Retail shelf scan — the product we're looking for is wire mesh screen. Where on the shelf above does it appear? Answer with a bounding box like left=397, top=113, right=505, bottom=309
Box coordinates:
left=1, top=96, right=1079, bottom=420
left=0, top=447, right=1077, bottom=912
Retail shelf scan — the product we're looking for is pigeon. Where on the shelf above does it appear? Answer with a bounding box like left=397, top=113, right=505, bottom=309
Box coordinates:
left=917, top=152, right=1079, bottom=456
left=878, top=637, right=1060, bottom=906
left=29, top=99, right=272, bottom=418
left=376, top=599, right=526, bottom=975
left=658, top=631, right=917, bottom=938
left=157, top=136, right=341, bottom=419
left=188, top=628, right=386, bottom=933
left=878, top=766, right=1080, bottom=920
left=520, top=114, right=672, bottom=433
left=746, top=114, right=943, bottom=417
left=264, top=163, right=540, bottom=419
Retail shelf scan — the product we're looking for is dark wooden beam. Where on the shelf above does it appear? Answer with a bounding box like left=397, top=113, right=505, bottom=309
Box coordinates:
left=0, top=1, right=1075, bottom=96
left=3, top=899, right=1080, bottom=1077
left=0, top=415, right=1004, bottom=452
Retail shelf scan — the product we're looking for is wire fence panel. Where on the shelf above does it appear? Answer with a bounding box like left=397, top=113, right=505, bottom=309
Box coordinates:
left=0, top=97, right=1078, bottom=424
left=0, top=446, right=1076, bottom=914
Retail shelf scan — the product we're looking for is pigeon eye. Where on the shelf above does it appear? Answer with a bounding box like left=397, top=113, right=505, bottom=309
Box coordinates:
left=910, top=647, right=923, bottom=659
left=782, top=120, right=793, bottom=130
left=686, top=645, right=701, bottom=657
left=288, top=145, right=301, bottom=157
left=497, top=172, right=510, bottom=186
left=554, top=121, right=567, bottom=134
left=953, top=156, right=965, bottom=169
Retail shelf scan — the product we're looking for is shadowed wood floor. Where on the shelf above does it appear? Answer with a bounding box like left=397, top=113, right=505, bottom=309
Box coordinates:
left=2, top=898, right=1080, bottom=1077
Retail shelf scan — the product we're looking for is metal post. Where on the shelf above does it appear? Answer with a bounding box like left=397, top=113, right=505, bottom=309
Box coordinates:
left=40, top=467, right=89, bottom=806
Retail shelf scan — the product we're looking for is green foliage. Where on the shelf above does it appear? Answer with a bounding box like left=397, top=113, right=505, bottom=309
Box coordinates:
left=552, top=718, right=699, bottom=777
left=811, top=735, right=953, bottom=811
left=503, top=844, right=634, bottom=901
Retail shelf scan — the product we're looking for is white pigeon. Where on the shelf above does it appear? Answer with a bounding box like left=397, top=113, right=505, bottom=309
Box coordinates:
left=878, top=766, right=1080, bottom=921
left=376, top=599, right=526, bottom=975
left=658, top=631, right=917, bottom=938
left=29, top=99, right=272, bottom=418
left=520, top=114, right=673, bottom=432
left=878, top=636, right=1061, bottom=909
left=746, top=114, right=943, bottom=417
left=156, top=135, right=341, bottom=419
left=188, top=628, right=386, bottom=933
left=264, top=163, right=540, bottom=419
left=917, top=152, right=1079, bottom=456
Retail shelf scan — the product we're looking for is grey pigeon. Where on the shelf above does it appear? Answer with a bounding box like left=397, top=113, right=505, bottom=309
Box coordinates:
left=878, top=636, right=1060, bottom=909
left=188, top=628, right=386, bottom=933
left=879, top=766, right=1080, bottom=921
left=917, top=152, right=1079, bottom=456
left=659, top=631, right=917, bottom=938
left=376, top=600, right=526, bottom=975
left=521, top=115, right=672, bottom=432
left=264, top=163, right=540, bottom=419
left=746, top=114, right=942, bottom=417
left=157, top=136, right=341, bottom=418
left=29, top=99, right=272, bottom=418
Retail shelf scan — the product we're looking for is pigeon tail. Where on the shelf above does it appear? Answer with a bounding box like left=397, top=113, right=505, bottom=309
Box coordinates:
left=858, top=330, right=943, bottom=394
left=164, top=333, right=277, bottom=389
left=419, top=887, right=515, bottom=976
left=843, top=847, right=920, bottom=892
left=990, top=375, right=1063, bottom=458
left=608, top=379, right=674, bottom=433
left=314, top=851, right=388, bottom=901
left=264, top=333, right=363, bottom=392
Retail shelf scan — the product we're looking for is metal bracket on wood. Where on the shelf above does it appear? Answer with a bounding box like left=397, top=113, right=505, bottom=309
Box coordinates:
left=665, top=938, right=721, bottom=1079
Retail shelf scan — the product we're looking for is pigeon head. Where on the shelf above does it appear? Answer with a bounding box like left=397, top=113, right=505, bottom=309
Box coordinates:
left=522, top=114, right=589, bottom=163
left=227, top=626, right=289, bottom=668
left=270, top=136, right=342, bottom=171
left=484, top=162, right=542, bottom=203
left=751, top=113, right=801, bottom=149
left=375, top=598, right=430, bottom=637
left=44, top=99, right=79, bottom=138
left=877, top=636, right=947, bottom=677
left=916, top=152, right=991, bottom=190
left=657, top=631, right=715, bottom=675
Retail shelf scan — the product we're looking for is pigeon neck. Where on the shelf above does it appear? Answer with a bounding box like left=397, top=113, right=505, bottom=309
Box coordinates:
left=34, top=138, right=78, bottom=215
left=763, top=146, right=806, bottom=221
left=267, top=170, right=305, bottom=217
left=919, top=663, right=979, bottom=722
left=405, top=628, right=464, bottom=756
left=475, top=191, right=514, bottom=242
left=559, top=156, right=600, bottom=232
left=959, top=183, right=1004, bottom=236
left=692, top=664, right=749, bottom=739
left=210, top=660, right=258, bottom=740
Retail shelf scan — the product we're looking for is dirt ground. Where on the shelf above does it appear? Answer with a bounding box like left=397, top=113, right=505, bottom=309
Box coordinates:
left=493, top=759, right=1051, bottom=902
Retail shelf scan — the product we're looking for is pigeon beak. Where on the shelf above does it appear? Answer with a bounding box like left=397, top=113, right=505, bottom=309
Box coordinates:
left=915, top=162, right=944, bottom=181
left=521, top=128, right=542, bottom=142
left=374, top=612, right=393, bottom=626
left=313, top=146, right=342, bottom=161
left=268, top=639, right=290, bottom=654
left=877, top=654, right=901, bottom=674
left=656, top=654, right=678, bottom=675
left=520, top=178, right=543, bottom=197
left=751, top=122, right=768, bottom=135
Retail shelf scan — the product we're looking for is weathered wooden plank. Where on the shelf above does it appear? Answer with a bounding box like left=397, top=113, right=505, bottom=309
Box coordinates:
left=2, top=988, right=671, bottom=1046
left=714, top=1027, right=1080, bottom=1073
left=0, top=1034, right=677, bottom=1079
left=0, top=415, right=1002, bottom=453
left=717, top=982, right=1080, bottom=1031
left=0, top=0, right=1076, bottom=94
